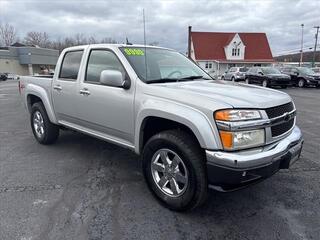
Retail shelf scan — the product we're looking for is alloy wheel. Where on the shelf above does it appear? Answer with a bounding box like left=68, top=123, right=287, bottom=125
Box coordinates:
left=151, top=149, right=188, bottom=197
left=33, top=111, right=45, bottom=138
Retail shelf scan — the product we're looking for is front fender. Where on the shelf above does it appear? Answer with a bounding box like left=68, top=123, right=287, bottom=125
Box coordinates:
left=135, top=98, right=221, bottom=154
left=25, top=84, right=58, bottom=124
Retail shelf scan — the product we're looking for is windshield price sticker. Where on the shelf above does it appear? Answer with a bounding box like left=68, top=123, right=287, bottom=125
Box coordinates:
left=124, top=48, right=144, bottom=56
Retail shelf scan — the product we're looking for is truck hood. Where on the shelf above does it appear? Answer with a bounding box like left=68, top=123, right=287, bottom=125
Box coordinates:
left=149, top=80, right=292, bottom=109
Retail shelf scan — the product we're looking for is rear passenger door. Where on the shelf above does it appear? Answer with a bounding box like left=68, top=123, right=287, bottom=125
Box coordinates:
left=75, top=48, right=135, bottom=146
left=52, top=49, right=84, bottom=123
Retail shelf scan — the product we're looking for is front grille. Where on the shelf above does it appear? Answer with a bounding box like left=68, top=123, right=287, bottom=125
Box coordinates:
left=265, top=102, right=294, bottom=119
left=271, top=118, right=294, bottom=137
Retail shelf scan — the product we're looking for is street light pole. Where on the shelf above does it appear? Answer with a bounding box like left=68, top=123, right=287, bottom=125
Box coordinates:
left=312, top=26, right=319, bottom=67
left=299, top=24, right=304, bottom=67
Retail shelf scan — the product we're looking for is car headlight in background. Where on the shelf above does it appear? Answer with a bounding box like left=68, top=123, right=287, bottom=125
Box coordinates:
left=215, top=109, right=265, bottom=150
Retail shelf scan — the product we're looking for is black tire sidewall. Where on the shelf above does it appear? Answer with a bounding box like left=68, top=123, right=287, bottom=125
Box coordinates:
left=142, top=132, right=204, bottom=211
left=30, top=102, right=58, bottom=144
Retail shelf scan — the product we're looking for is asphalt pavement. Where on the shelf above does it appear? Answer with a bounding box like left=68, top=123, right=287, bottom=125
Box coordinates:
left=0, top=80, right=319, bottom=240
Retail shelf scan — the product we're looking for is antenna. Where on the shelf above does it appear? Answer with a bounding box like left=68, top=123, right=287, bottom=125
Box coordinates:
left=143, top=9, right=148, bottom=80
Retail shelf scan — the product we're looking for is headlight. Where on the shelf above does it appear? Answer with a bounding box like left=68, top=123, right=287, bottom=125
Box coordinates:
left=215, top=109, right=261, bottom=121
left=219, top=129, right=265, bottom=150
left=215, top=109, right=265, bottom=150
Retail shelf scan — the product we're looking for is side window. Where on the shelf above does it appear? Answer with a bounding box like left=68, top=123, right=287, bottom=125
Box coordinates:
left=85, top=50, right=126, bottom=83
left=59, top=50, right=83, bottom=80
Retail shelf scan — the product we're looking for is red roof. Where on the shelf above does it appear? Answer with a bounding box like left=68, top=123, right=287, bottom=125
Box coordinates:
left=191, top=32, right=274, bottom=62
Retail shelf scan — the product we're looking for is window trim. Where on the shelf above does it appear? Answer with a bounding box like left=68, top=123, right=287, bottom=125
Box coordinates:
left=84, top=48, right=130, bottom=86
left=58, top=50, right=84, bottom=81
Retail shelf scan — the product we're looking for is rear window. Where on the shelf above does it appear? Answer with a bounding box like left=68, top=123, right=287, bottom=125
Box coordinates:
left=59, top=50, right=84, bottom=80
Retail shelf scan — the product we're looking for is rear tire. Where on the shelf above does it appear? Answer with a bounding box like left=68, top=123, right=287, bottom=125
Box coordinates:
left=142, top=130, right=207, bottom=211
left=31, top=102, right=59, bottom=144
left=231, top=77, right=235, bottom=82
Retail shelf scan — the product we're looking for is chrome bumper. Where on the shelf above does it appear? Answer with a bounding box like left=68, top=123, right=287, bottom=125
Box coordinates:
left=206, top=126, right=303, bottom=169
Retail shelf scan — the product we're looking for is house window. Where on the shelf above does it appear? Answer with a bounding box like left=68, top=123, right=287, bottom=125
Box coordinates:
left=205, top=63, right=208, bottom=68
left=232, top=48, right=235, bottom=56
left=208, top=63, right=212, bottom=68
left=237, top=48, right=240, bottom=56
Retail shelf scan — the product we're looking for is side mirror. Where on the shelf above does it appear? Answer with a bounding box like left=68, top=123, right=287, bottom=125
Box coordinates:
left=258, top=71, right=263, bottom=75
left=294, top=71, right=299, bottom=76
left=100, top=70, right=130, bottom=89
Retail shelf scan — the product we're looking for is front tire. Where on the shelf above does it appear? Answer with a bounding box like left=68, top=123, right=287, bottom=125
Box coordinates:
left=298, top=79, right=305, bottom=88
left=262, top=79, right=269, bottom=87
left=31, top=102, right=59, bottom=144
left=142, top=130, right=207, bottom=211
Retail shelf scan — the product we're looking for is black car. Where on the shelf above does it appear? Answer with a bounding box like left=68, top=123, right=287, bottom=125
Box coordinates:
left=280, top=67, right=320, bottom=88
left=245, top=67, right=291, bottom=88
left=0, top=73, right=8, bottom=81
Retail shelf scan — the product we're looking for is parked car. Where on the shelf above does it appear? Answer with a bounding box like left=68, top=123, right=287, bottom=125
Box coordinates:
left=245, top=67, right=291, bottom=88
left=0, top=72, right=8, bottom=81
left=311, top=67, right=320, bottom=74
left=19, top=44, right=303, bottom=211
left=4, top=72, right=18, bottom=80
left=280, top=67, right=320, bottom=88
left=221, top=67, right=248, bottom=81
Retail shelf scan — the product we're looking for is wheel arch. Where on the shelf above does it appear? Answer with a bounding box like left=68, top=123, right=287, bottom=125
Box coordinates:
left=135, top=103, right=221, bottom=154
left=25, top=84, right=58, bottom=124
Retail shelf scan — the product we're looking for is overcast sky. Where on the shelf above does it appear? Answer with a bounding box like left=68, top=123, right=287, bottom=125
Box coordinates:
left=0, top=0, right=319, bottom=55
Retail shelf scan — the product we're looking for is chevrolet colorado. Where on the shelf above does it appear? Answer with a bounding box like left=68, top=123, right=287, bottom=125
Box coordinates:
left=19, top=44, right=303, bottom=211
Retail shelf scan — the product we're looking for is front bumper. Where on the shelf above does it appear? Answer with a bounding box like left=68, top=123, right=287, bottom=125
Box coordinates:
left=206, top=126, right=303, bottom=191
left=306, top=79, right=320, bottom=85
left=270, top=79, right=291, bottom=86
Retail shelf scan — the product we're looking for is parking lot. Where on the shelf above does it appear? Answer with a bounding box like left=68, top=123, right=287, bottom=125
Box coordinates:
left=0, top=79, right=319, bottom=240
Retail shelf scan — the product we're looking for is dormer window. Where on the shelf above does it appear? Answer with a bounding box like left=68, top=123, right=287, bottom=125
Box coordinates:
left=232, top=48, right=240, bottom=56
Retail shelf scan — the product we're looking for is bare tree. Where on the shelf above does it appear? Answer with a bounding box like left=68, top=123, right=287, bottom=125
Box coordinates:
left=74, top=33, right=87, bottom=45
left=101, top=37, right=117, bottom=44
left=24, top=31, right=50, bottom=48
left=0, top=23, right=17, bottom=46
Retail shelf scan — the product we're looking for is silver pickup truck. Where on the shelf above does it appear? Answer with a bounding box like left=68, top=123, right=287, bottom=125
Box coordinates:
left=19, top=44, right=303, bottom=211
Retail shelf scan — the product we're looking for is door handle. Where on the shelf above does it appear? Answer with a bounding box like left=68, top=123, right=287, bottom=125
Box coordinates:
left=53, top=85, right=62, bottom=91
left=79, top=88, right=90, bottom=96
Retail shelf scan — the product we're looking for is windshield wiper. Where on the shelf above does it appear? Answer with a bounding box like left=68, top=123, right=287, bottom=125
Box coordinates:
left=147, top=78, right=191, bottom=84
left=147, top=75, right=211, bottom=84
left=180, top=75, right=210, bottom=80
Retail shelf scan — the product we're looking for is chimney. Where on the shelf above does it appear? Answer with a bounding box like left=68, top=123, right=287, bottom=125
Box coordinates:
left=188, top=26, right=192, bottom=58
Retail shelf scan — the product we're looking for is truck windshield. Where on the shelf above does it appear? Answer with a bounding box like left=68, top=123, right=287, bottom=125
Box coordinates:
left=120, top=47, right=211, bottom=83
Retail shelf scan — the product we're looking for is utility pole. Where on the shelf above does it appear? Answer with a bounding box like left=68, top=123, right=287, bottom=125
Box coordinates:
left=312, top=26, right=319, bottom=67
left=299, top=24, right=304, bottom=67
